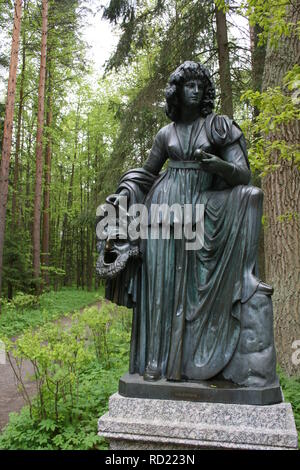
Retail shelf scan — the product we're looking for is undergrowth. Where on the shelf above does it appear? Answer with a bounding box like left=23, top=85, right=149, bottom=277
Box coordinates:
left=0, top=286, right=104, bottom=338
left=279, top=370, right=300, bottom=447
left=0, top=303, right=131, bottom=450
left=0, top=300, right=299, bottom=450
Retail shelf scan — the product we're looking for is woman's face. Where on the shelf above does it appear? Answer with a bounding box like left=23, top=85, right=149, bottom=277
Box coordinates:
left=180, top=78, right=204, bottom=108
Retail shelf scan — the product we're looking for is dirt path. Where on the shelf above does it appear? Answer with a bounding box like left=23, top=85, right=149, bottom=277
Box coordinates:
left=0, top=301, right=102, bottom=432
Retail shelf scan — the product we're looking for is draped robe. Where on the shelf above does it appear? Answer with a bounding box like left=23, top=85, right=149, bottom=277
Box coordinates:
left=106, top=113, right=264, bottom=382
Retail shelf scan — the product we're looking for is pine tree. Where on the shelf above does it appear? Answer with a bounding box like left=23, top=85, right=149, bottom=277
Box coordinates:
left=33, top=0, right=48, bottom=292
left=215, top=2, right=233, bottom=117
left=0, top=0, right=22, bottom=303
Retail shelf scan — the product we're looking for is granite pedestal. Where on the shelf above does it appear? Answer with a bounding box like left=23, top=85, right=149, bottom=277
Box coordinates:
left=98, top=391, right=298, bottom=450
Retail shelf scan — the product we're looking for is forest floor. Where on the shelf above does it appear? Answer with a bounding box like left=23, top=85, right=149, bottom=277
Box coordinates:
left=0, top=301, right=102, bottom=432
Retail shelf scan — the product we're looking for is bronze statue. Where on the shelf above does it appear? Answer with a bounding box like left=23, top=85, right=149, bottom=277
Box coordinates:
left=97, top=61, right=278, bottom=391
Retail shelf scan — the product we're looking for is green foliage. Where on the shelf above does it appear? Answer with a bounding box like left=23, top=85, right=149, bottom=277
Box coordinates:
left=0, top=286, right=104, bottom=338
left=0, top=362, right=121, bottom=450
left=41, top=266, right=66, bottom=289
left=0, top=302, right=131, bottom=450
left=74, top=304, right=132, bottom=369
left=279, top=369, right=300, bottom=446
left=214, top=0, right=230, bottom=13
left=1, top=0, right=254, bottom=298
left=1, top=302, right=299, bottom=450
left=77, top=305, right=113, bottom=367
left=4, top=321, right=93, bottom=423
left=1, top=0, right=95, bottom=298
left=11, top=292, right=39, bottom=313
left=2, top=229, right=33, bottom=296
left=241, top=65, right=300, bottom=175
left=103, top=0, right=136, bottom=24
left=244, top=0, right=297, bottom=46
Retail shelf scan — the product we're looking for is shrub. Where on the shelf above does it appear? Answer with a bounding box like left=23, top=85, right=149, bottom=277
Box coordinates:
left=77, top=304, right=131, bottom=369
left=4, top=321, right=92, bottom=424
left=279, top=371, right=300, bottom=447
left=12, top=293, right=40, bottom=313
left=0, top=362, right=124, bottom=450
left=0, top=302, right=132, bottom=450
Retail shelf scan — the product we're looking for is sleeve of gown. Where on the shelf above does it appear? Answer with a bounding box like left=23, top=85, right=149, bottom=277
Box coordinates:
left=143, top=127, right=168, bottom=175
left=209, top=116, right=251, bottom=185
left=219, top=140, right=251, bottom=185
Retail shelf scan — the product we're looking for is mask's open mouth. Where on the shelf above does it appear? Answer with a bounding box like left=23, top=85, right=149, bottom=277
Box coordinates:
left=96, top=238, right=140, bottom=279
left=104, top=250, right=118, bottom=264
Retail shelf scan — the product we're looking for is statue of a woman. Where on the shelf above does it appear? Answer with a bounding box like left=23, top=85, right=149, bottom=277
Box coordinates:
left=97, top=61, right=278, bottom=389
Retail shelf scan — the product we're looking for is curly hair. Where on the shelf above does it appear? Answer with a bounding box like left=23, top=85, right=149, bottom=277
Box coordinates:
left=165, top=61, right=216, bottom=122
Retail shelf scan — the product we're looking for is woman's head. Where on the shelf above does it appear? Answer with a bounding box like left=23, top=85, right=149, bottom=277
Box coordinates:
left=165, top=61, right=215, bottom=122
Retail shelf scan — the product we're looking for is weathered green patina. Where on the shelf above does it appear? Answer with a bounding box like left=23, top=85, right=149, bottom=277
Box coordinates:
left=97, top=62, right=278, bottom=393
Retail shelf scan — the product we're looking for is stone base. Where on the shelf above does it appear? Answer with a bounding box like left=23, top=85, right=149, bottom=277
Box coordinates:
left=119, top=373, right=282, bottom=406
left=98, top=393, right=298, bottom=450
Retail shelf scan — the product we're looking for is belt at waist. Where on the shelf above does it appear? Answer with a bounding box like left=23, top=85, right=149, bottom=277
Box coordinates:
left=168, top=160, right=202, bottom=170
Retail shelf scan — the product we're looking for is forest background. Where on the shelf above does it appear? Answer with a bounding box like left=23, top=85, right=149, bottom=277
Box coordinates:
left=0, top=0, right=299, bottom=384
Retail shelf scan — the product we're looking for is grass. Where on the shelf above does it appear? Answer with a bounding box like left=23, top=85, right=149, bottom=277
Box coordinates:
left=279, top=370, right=300, bottom=447
left=0, top=286, right=105, bottom=338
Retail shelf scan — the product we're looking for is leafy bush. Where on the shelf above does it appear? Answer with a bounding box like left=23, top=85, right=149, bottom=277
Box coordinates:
left=0, top=362, right=125, bottom=450
left=2, top=229, right=32, bottom=296
left=11, top=293, right=40, bottom=313
left=77, top=304, right=131, bottom=368
left=241, top=65, right=300, bottom=176
left=1, top=303, right=299, bottom=450
left=0, top=303, right=131, bottom=450
left=279, top=370, right=300, bottom=447
left=4, top=322, right=92, bottom=424
left=41, top=265, right=66, bottom=291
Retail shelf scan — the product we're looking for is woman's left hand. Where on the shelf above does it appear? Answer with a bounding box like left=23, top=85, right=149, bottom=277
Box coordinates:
left=194, top=149, right=225, bottom=174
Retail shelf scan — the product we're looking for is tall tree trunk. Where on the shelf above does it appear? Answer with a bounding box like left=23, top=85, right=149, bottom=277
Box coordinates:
left=86, top=124, right=92, bottom=291
left=86, top=228, right=92, bottom=290
left=249, top=24, right=266, bottom=117
left=33, top=0, right=48, bottom=292
left=12, top=9, right=26, bottom=229
left=60, top=162, right=75, bottom=286
left=261, top=2, right=300, bottom=376
left=93, top=144, right=100, bottom=290
left=17, top=115, right=25, bottom=229
left=0, top=0, right=22, bottom=302
left=249, top=22, right=267, bottom=281
left=76, top=230, right=80, bottom=288
left=41, top=61, right=53, bottom=287
left=60, top=103, right=80, bottom=286
left=79, top=163, right=84, bottom=289
left=24, top=116, right=34, bottom=229
left=215, top=4, right=233, bottom=118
